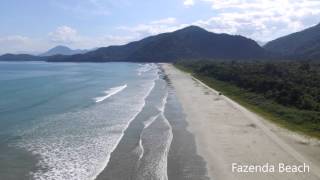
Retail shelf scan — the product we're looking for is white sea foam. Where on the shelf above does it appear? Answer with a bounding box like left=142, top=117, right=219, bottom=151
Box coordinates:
left=137, top=63, right=157, bottom=76
left=139, top=114, right=159, bottom=161
left=92, top=79, right=157, bottom=180
left=16, top=64, right=160, bottom=180
left=160, top=94, right=173, bottom=180
left=137, top=91, right=173, bottom=180
left=159, top=92, right=168, bottom=112
left=138, top=135, right=145, bottom=161
left=95, top=84, right=127, bottom=103
left=143, top=115, right=159, bottom=130
left=142, top=90, right=168, bottom=130
left=158, top=92, right=172, bottom=180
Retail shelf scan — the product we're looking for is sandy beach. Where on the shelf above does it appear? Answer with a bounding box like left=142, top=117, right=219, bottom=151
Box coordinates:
left=95, top=66, right=209, bottom=180
left=162, top=63, right=320, bottom=180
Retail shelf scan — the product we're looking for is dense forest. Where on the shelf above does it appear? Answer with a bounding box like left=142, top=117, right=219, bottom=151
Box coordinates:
left=176, top=60, right=320, bottom=137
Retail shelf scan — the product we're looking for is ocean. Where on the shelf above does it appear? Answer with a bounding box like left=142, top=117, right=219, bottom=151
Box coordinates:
left=0, top=61, right=208, bottom=180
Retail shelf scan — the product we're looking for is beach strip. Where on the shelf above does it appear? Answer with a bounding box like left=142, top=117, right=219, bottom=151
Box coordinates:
left=162, top=63, right=320, bottom=180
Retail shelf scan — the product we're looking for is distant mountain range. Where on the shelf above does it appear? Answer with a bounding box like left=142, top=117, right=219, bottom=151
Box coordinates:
left=0, top=26, right=265, bottom=62
left=0, top=54, right=45, bottom=61
left=264, top=23, right=320, bottom=59
left=40, top=45, right=89, bottom=56
left=0, top=45, right=89, bottom=61
left=47, top=26, right=265, bottom=62
left=1, top=24, right=320, bottom=62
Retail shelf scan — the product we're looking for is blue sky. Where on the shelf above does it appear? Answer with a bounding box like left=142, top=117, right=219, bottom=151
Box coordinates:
left=1, top=0, right=320, bottom=54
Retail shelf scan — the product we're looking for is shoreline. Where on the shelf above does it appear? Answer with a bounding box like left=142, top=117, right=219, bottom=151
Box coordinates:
left=162, top=63, right=320, bottom=180
left=96, top=65, right=209, bottom=180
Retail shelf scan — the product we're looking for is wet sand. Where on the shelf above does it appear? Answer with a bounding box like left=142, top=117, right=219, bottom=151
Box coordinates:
left=165, top=81, right=209, bottom=180
left=96, top=68, right=209, bottom=180
left=0, top=143, right=38, bottom=180
left=162, top=63, right=320, bottom=180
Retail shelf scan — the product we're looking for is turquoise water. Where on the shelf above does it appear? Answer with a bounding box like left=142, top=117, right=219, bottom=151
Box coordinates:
left=0, top=62, right=159, bottom=179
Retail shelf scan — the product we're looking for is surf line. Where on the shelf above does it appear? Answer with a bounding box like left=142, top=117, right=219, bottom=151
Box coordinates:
left=93, top=80, right=157, bottom=180
left=95, top=84, right=127, bottom=103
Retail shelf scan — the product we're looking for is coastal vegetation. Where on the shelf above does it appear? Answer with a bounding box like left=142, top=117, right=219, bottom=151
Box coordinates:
left=175, top=60, right=320, bottom=138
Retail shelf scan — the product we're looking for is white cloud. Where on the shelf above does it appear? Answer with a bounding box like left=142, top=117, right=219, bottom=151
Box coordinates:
left=3, top=0, right=320, bottom=55
left=182, top=0, right=320, bottom=41
left=48, top=25, right=135, bottom=49
left=151, top=17, right=177, bottom=25
left=76, top=35, right=134, bottom=49
left=183, top=0, right=195, bottom=6
left=49, top=26, right=78, bottom=44
left=0, top=35, right=30, bottom=44
left=118, top=18, right=189, bottom=38
left=0, top=35, right=48, bottom=54
left=0, top=26, right=135, bottom=54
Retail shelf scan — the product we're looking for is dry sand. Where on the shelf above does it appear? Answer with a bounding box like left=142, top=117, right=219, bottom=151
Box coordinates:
left=162, top=63, right=320, bottom=180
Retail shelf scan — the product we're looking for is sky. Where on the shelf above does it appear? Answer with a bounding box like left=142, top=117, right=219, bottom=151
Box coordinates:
left=0, top=0, right=320, bottom=54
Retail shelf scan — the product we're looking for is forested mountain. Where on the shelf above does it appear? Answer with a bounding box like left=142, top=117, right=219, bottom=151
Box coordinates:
left=0, top=54, right=45, bottom=61
left=44, top=26, right=266, bottom=62
left=0, top=25, right=265, bottom=62
left=40, top=45, right=88, bottom=56
left=3, top=24, right=320, bottom=62
left=264, top=23, right=320, bottom=59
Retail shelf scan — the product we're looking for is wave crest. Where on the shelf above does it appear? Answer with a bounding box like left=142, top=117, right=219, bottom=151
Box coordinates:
left=95, top=84, right=127, bottom=103
left=137, top=63, right=157, bottom=76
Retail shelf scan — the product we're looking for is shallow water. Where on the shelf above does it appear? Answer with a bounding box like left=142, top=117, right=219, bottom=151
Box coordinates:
left=96, top=69, right=209, bottom=180
left=0, top=62, right=158, bottom=180
left=0, top=62, right=209, bottom=180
